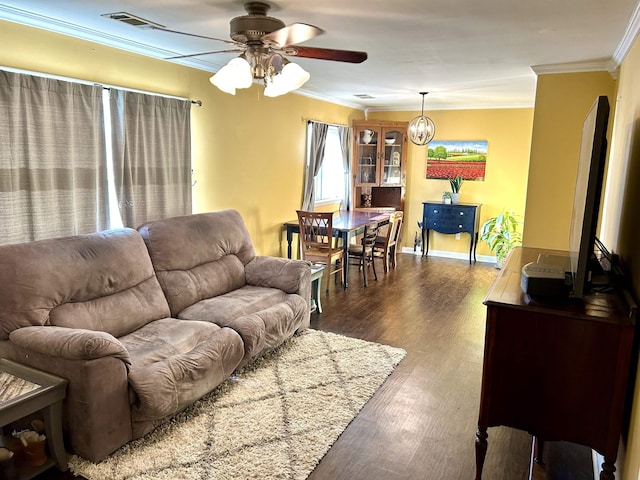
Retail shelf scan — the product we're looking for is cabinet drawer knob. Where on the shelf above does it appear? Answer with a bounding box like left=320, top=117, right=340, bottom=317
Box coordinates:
left=433, top=209, right=439, bottom=214
left=459, top=212, right=465, bottom=216
left=459, top=224, right=463, bottom=228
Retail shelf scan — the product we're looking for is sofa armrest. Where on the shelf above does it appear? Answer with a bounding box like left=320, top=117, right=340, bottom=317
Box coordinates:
left=0, top=340, right=132, bottom=462
left=245, top=256, right=310, bottom=294
left=9, top=326, right=131, bottom=367
left=245, top=256, right=312, bottom=331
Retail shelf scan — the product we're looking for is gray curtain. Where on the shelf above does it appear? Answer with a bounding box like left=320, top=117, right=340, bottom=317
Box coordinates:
left=0, top=70, right=108, bottom=245
left=337, top=126, right=352, bottom=210
left=110, top=89, right=192, bottom=228
left=301, top=122, right=329, bottom=211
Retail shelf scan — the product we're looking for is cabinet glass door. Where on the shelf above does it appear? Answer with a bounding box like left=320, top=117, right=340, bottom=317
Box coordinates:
left=356, top=127, right=379, bottom=185
left=381, top=128, right=403, bottom=186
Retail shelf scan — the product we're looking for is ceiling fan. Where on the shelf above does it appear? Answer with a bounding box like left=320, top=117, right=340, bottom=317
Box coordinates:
left=153, top=1, right=368, bottom=96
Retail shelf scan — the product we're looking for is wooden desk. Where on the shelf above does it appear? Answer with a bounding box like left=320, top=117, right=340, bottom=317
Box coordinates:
left=421, top=201, right=481, bottom=263
left=475, top=247, right=636, bottom=480
left=284, top=210, right=390, bottom=288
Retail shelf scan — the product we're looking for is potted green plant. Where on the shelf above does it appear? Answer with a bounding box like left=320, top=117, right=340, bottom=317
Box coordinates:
left=480, top=210, right=522, bottom=268
left=442, top=191, right=452, bottom=204
left=449, top=175, right=463, bottom=203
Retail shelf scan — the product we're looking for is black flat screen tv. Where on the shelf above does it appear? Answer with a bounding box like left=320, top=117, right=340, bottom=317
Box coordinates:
left=569, top=95, right=610, bottom=298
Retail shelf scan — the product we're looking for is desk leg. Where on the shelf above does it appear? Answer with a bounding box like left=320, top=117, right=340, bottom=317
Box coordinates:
left=43, top=400, right=67, bottom=471
left=286, top=228, right=293, bottom=259
left=475, top=426, right=488, bottom=480
left=342, top=231, right=349, bottom=289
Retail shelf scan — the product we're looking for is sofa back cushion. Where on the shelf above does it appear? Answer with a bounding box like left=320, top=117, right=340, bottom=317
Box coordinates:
left=137, top=210, right=256, bottom=315
left=0, top=228, right=170, bottom=340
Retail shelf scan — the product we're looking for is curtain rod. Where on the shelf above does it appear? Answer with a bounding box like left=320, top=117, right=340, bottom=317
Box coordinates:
left=306, top=119, right=349, bottom=128
left=1, top=66, right=202, bottom=106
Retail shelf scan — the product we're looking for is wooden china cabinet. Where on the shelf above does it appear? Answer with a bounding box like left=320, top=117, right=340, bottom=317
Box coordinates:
left=352, top=120, right=408, bottom=212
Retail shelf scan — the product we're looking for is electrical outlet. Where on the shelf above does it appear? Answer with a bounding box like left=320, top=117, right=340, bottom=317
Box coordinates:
left=455, top=233, right=460, bottom=240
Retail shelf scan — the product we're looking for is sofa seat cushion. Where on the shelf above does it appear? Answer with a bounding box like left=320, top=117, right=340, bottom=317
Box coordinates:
left=177, top=285, right=288, bottom=322
left=177, top=286, right=307, bottom=366
left=119, top=318, right=244, bottom=422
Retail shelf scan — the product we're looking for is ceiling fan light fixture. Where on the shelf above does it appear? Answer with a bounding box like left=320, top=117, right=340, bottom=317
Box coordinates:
left=210, top=56, right=253, bottom=95
left=280, top=62, right=310, bottom=90
left=408, top=92, right=436, bottom=146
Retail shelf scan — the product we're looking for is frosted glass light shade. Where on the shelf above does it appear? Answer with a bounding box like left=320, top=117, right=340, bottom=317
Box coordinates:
left=264, top=62, right=310, bottom=97
left=280, top=63, right=310, bottom=91
left=209, top=57, right=253, bottom=95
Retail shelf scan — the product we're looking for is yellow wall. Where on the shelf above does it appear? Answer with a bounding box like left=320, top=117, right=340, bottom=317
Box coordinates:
left=370, top=109, right=534, bottom=257
left=523, top=52, right=640, bottom=478
left=0, top=19, right=363, bottom=257
left=0, top=18, right=535, bottom=260
left=604, top=35, right=640, bottom=480
left=522, top=71, right=617, bottom=249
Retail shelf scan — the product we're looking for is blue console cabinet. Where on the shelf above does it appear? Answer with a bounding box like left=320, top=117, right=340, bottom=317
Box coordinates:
left=421, top=201, right=481, bottom=263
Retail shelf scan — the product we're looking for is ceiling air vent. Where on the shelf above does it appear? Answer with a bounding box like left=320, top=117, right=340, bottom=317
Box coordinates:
left=101, top=12, right=165, bottom=29
left=354, top=94, right=375, bottom=99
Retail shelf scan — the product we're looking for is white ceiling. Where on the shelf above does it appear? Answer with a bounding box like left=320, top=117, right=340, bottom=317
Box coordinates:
left=1, top=0, right=639, bottom=111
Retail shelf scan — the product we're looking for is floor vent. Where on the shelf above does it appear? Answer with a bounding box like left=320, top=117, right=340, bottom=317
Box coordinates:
left=101, top=12, right=165, bottom=29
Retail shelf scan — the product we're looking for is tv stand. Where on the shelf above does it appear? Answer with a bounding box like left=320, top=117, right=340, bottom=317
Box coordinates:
left=475, top=246, right=636, bottom=480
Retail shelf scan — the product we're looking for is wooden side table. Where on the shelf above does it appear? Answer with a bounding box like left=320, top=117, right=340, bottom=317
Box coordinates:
left=310, top=264, right=326, bottom=313
left=0, top=359, right=68, bottom=478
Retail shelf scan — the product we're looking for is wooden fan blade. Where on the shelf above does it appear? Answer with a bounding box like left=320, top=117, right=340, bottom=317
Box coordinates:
left=287, top=46, right=368, bottom=64
left=165, top=49, right=244, bottom=60
left=261, top=23, right=324, bottom=48
left=150, top=26, right=239, bottom=47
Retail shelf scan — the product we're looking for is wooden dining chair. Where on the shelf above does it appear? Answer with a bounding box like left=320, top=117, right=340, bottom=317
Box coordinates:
left=296, top=210, right=344, bottom=293
left=374, top=211, right=404, bottom=272
left=347, top=221, right=380, bottom=287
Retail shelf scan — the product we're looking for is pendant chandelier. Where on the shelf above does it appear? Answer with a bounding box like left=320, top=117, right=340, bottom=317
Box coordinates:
left=408, top=92, right=436, bottom=145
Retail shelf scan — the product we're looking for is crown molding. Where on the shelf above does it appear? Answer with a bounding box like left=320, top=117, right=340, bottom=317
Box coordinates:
left=531, top=0, right=640, bottom=78
left=611, top=0, right=640, bottom=68
left=292, top=89, right=366, bottom=110
left=530, top=58, right=614, bottom=76
left=0, top=5, right=221, bottom=72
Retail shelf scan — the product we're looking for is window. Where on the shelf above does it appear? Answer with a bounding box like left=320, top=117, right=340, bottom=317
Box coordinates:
left=0, top=68, right=192, bottom=244
left=313, top=125, right=346, bottom=206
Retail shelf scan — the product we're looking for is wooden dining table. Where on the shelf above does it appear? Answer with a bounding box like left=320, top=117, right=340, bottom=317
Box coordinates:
left=284, top=210, right=390, bottom=289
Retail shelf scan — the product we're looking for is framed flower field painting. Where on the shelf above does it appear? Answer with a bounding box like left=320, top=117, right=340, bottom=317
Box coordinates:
left=426, top=140, right=487, bottom=180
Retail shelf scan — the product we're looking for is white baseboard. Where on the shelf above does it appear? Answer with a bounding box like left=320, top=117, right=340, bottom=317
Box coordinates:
left=401, top=246, right=496, bottom=264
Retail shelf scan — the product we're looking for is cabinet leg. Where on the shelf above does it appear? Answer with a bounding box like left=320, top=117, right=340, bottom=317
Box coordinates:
left=475, top=427, right=488, bottom=480
left=600, top=458, right=616, bottom=480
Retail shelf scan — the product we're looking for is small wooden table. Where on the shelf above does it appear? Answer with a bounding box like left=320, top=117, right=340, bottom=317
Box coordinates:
left=0, top=359, right=68, bottom=478
left=284, top=210, right=390, bottom=288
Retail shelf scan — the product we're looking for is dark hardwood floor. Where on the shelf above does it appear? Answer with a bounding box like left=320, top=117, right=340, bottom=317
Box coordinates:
left=35, top=252, right=594, bottom=480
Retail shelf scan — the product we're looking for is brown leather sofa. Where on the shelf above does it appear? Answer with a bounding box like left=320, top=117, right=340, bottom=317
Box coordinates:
left=0, top=210, right=310, bottom=463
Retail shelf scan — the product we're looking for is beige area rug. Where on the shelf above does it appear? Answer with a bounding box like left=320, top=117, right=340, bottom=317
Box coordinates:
left=69, top=329, right=406, bottom=480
